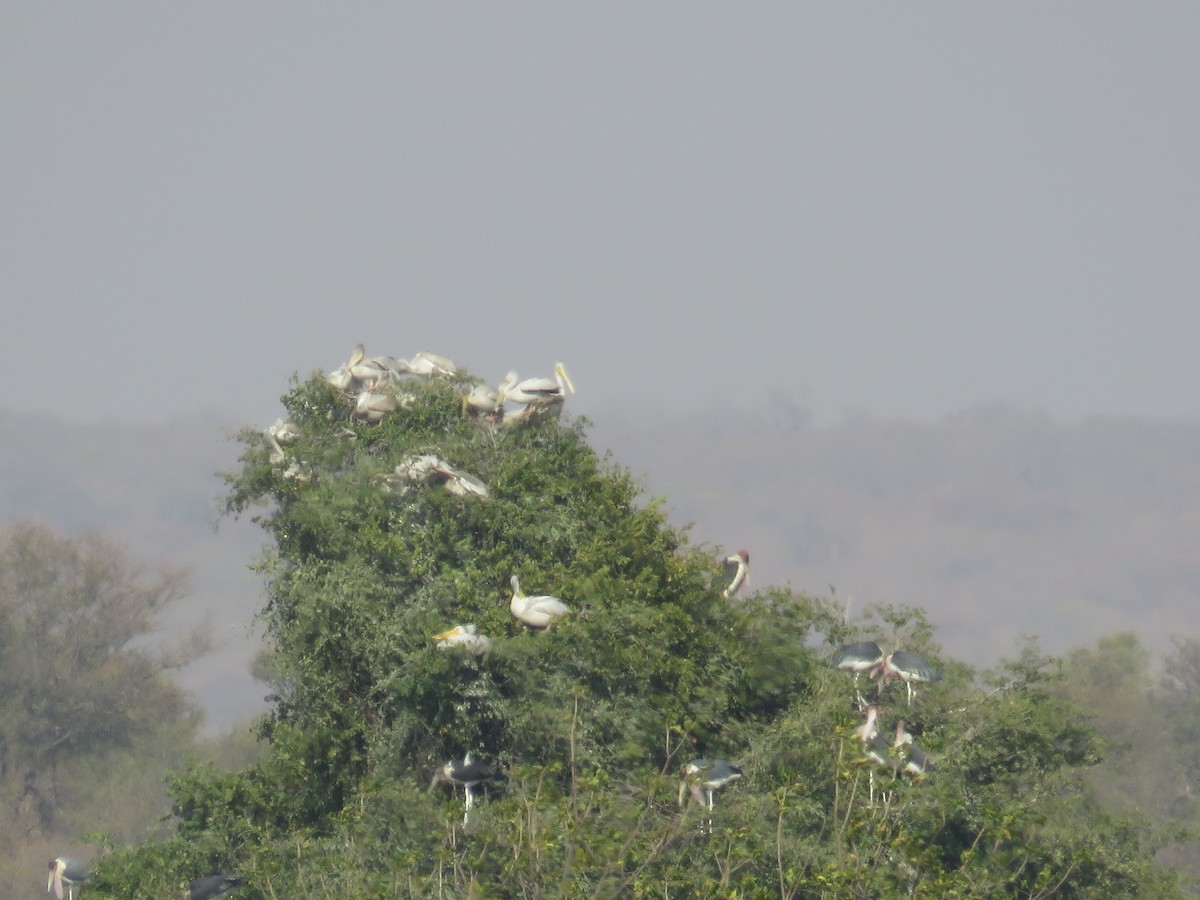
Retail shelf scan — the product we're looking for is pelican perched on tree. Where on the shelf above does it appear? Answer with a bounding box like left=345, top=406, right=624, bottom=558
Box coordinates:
left=354, top=381, right=401, bottom=425
left=47, top=857, right=88, bottom=900
left=396, top=351, right=457, bottom=378
left=509, top=574, right=571, bottom=629
left=185, top=873, right=244, bottom=900
left=497, top=362, right=575, bottom=406
left=721, top=550, right=750, bottom=598
left=432, top=753, right=495, bottom=824
left=432, top=623, right=492, bottom=655
left=462, top=383, right=503, bottom=418
left=266, top=418, right=300, bottom=444
left=390, top=455, right=490, bottom=498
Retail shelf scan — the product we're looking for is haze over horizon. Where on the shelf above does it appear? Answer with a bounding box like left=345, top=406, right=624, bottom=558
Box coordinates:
left=3, top=6, right=1199, bottom=731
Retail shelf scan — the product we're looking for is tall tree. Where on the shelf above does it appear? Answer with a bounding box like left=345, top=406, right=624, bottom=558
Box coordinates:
left=91, top=369, right=1179, bottom=897
left=0, top=524, right=205, bottom=896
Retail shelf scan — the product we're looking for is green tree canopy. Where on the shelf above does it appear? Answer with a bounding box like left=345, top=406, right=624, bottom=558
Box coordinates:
left=91, top=368, right=1179, bottom=897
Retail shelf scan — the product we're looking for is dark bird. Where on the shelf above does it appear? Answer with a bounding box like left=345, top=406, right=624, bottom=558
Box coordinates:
left=721, top=550, right=750, bottom=599
left=432, top=753, right=495, bottom=824
left=894, top=720, right=933, bottom=778
left=185, top=874, right=244, bottom=900
left=832, top=641, right=885, bottom=702
left=679, top=758, right=743, bottom=833
left=880, top=651, right=941, bottom=706
left=47, top=858, right=88, bottom=900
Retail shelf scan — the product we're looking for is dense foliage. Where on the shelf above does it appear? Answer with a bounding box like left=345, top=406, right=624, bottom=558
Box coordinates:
left=90, top=369, right=1180, bottom=897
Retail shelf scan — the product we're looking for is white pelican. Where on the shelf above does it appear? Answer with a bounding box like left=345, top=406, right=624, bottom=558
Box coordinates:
left=348, top=344, right=404, bottom=385
left=354, top=382, right=399, bottom=424
left=48, top=858, right=88, bottom=900
left=497, top=362, right=575, bottom=406
left=432, top=623, right=492, bottom=655
left=391, top=455, right=490, bottom=498
left=509, top=574, right=571, bottom=629
left=721, top=550, right=750, bottom=599
left=326, top=363, right=355, bottom=391
left=266, top=418, right=300, bottom=444
left=397, top=351, right=457, bottom=378
left=431, top=752, right=494, bottom=824
left=462, top=383, right=502, bottom=418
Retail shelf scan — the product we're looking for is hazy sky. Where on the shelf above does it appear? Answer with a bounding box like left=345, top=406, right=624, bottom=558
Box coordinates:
left=3, top=5, right=1200, bottom=429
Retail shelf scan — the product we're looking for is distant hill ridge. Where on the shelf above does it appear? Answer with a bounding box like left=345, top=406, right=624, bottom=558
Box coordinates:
left=5, top=403, right=1199, bottom=727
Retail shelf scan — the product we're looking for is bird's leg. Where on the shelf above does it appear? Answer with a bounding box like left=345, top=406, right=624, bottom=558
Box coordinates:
left=906, top=682, right=913, bottom=707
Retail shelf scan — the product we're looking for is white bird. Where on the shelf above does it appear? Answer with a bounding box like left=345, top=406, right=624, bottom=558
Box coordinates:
left=432, top=623, right=492, bottom=655
left=47, top=857, right=88, bottom=900
left=462, top=383, right=503, bottom=418
left=397, top=351, right=457, bottom=378
left=497, top=362, right=575, bottom=406
left=326, top=360, right=357, bottom=392
left=721, top=550, right=750, bottom=599
left=509, top=574, right=571, bottom=629
left=354, top=382, right=400, bottom=424
left=349, top=348, right=404, bottom=386
left=266, top=418, right=300, bottom=444
left=391, top=455, right=489, bottom=498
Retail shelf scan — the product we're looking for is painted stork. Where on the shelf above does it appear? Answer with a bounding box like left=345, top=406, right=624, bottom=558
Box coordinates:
left=354, top=382, right=400, bottom=424
left=509, top=575, right=571, bottom=629
left=880, top=651, right=941, bottom=706
left=432, top=623, right=492, bottom=655
left=721, top=550, right=750, bottom=599
left=185, top=873, right=244, bottom=899
left=47, top=858, right=88, bottom=900
left=432, top=753, right=495, bottom=824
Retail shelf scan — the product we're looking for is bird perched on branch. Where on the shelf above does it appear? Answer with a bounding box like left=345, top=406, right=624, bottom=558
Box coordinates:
left=47, top=858, right=88, bottom=900
left=509, top=574, right=571, bottom=629
left=721, top=550, right=750, bottom=598
left=432, top=753, right=495, bottom=824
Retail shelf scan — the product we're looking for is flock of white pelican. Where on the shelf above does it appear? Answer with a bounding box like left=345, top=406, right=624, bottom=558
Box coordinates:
left=323, top=343, right=575, bottom=428
left=261, top=344, right=578, bottom=485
